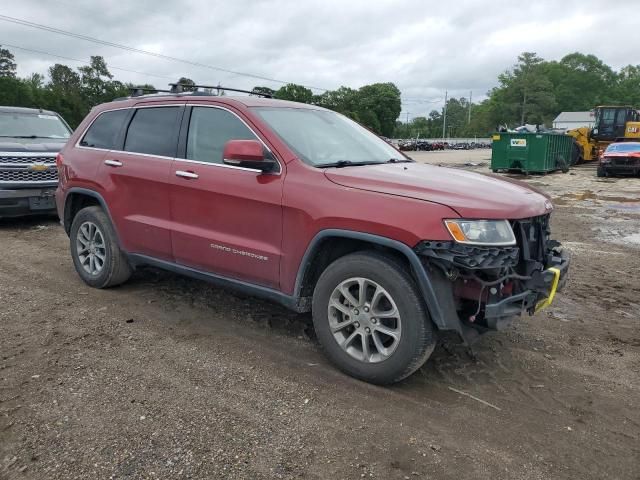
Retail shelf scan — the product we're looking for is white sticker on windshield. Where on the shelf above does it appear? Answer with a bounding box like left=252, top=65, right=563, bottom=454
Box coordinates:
left=38, top=115, right=58, bottom=120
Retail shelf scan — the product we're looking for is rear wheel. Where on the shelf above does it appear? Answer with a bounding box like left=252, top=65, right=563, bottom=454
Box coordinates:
left=69, top=206, right=131, bottom=288
left=312, top=251, right=436, bottom=384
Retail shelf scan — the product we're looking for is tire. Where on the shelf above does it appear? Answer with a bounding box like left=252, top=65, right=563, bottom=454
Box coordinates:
left=69, top=206, right=132, bottom=288
left=312, top=251, right=436, bottom=385
left=596, top=166, right=607, bottom=178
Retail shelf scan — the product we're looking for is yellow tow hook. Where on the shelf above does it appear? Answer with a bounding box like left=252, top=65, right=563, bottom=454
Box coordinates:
left=535, top=267, right=561, bottom=313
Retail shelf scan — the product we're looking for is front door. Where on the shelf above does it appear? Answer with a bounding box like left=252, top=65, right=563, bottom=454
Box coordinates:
left=169, top=105, right=284, bottom=289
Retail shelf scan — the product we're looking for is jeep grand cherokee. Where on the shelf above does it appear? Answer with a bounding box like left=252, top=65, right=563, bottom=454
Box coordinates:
left=56, top=91, right=569, bottom=384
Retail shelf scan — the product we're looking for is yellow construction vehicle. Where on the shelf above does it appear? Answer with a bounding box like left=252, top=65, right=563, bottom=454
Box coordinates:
left=567, top=105, right=640, bottom=162
left=566, top=126, right=596, bottom=162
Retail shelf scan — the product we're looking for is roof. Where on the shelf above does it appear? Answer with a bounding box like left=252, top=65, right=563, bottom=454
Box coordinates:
left=552, top=111, right=594, bottom=123
left=101, top=94, right=325, bottom=112
left=0, top=106, right=59, bottom=115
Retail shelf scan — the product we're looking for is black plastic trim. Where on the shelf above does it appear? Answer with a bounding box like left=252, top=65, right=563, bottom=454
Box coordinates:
left=62, top=188, right=120, bottom=243
left=293, top=229, right=450, bottom=329
left=128, top=254, right=304, bottom=312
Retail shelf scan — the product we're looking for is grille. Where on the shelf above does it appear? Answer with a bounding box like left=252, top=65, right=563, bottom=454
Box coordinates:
left=611, top=157, right=636, bottom=166
left=0, top=155, right=56, bottom=165
left=416, top=241, right=519, bottom=270
left=0, top=169, right=58, bottom=182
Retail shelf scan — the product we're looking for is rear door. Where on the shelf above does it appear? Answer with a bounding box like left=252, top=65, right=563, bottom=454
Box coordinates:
left=169, top=104, right=284, bottom=289
left=98, top=104, right=183, bottom=260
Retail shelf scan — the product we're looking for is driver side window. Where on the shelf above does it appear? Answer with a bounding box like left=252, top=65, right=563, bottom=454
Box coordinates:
left=186, top=107, right=257, bottom=164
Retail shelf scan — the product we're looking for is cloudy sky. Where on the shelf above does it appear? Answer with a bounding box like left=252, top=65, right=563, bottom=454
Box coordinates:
left=2, top=0, right=638, bottom=120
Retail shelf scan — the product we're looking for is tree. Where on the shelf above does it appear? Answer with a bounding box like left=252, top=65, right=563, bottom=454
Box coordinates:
left=500, top=52, right=556, bottom=125
left=251, top=86, right=276, bottom=97
left=177, top=77, right=196, bottom=91
left=78, top=56, right=115, bottom=106
left=545, top=53, right=615, bottom=112
left=49, top=64, right=81, bottom=92
left=612, top=65, right=640, bottom=106
left=356, top=83, right=402, bottom=137
left=0, top=46, right=16, bottom=78
left=274, top=83, right=314, bottom=103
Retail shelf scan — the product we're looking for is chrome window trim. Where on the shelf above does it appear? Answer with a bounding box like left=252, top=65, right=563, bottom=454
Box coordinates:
left=176, top=157, right=262, bottom=173
left=183, top=103, right=282, bottom=175
left=74, top=102, right=283, bottom=176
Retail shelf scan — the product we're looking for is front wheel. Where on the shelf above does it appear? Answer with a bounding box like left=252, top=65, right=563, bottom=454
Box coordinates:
left=596, top=166, right=607, bottom=178
left=312, top=251, right=436, bottom=384
left=69, top=206, right=132, bottom=288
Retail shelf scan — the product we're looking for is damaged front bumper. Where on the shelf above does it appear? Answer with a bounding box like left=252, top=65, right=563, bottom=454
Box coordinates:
left=482, top=246, right=569, bottom=329
left=415, top=222, right=570, bottom=342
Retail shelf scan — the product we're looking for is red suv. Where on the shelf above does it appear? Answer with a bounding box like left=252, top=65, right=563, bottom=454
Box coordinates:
left=56, top=89, right=569, bottom=384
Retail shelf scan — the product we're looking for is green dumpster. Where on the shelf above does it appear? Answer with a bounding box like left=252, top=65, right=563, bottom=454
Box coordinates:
left=490, top=132, right=574, bottom=174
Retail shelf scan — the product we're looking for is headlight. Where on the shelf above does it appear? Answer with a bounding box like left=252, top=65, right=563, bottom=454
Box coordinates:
left=444, top=219, right=516, bottom=246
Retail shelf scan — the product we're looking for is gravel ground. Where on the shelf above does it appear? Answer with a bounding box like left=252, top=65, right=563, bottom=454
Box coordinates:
left=1, top=151, right=639, bottom=479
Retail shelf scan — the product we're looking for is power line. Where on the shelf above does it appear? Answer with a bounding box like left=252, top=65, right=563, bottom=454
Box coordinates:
left=0, top=14, right=327, bottom=91
left=402, top=98, right=443, bottom=104
left=0, top=42, right=175, bottom=81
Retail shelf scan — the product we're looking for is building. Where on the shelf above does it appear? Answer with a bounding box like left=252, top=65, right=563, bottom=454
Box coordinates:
left=552, top=111, right=595, bottom=130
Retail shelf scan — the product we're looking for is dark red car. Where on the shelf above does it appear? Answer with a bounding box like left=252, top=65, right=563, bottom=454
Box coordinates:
left=56, top=90, right=569, bottom=384
left=597, top=142, right=640, bottom=177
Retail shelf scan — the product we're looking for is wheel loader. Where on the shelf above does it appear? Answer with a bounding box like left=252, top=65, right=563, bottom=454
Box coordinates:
left=566, top=106, right=640, bottom=162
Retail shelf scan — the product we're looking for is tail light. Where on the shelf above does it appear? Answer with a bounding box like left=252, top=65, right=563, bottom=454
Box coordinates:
left=55, top=153, right=64, bottom=169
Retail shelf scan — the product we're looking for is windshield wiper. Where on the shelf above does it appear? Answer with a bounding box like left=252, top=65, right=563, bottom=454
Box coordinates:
left=387, top=158, right=413, bottom=163
left=317, top=160, right=384, bottom=168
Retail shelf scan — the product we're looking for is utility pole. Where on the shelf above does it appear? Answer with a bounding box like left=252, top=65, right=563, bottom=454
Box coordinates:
left=468, top=90, right=472, bottom=124
left=442, top=90, right=448, bottom=141
left=406, top=112, right=410, bottom=125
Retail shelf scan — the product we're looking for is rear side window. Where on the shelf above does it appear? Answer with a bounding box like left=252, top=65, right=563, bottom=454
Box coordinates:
left=80, top=109, right=128, bottom=149
left=124, top=107, right=180, bottom=157
left=186, top=107, right=257, bottom=164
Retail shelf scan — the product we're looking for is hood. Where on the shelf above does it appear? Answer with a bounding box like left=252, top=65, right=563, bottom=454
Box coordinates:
left=324, top=163, right=553, bottom=219
left=0, top=137, right=67, bottom=153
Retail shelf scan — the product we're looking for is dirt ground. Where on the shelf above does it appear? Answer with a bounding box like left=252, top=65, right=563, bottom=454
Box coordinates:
left=1, top=151, right=639, bottom=479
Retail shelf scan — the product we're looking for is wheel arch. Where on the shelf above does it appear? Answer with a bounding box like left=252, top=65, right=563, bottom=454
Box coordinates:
left=63, top=188, right=121, bottom=246
left=293, top=229, right=448, bottom=328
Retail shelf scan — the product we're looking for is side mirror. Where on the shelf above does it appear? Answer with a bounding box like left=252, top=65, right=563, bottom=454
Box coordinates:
left=223, top=139, right=277, bottom=173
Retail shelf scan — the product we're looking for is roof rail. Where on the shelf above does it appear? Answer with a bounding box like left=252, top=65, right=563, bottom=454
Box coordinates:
left=168, top=83, right=272, bottom=98
left=129, top=87, right=173, bottom=97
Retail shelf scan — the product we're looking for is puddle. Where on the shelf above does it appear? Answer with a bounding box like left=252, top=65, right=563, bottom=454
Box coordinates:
left=606, top=203, right=640, bottom=212
left=622, top=233, right=640, bottom=245
left=561, top=190, right=640, bottom=203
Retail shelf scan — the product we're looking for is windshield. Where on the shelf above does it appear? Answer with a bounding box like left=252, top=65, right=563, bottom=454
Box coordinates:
left=0, top=112, right=71, bottom=139
left=253, top=107, right=406, bottom=166
left=605, top=143, right=640, bottom=153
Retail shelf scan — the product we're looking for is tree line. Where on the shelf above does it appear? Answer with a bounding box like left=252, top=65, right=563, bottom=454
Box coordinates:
left=0, top=46, right=402, bottom=136
left=1, top=45, right=639, bottom=138
left=396, top=52, right=640, bottom=139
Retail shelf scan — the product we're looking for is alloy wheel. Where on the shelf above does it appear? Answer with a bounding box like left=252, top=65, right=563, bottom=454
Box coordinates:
left=76, top=221, right=106, bottom=275
left=328, top=277, right=402, bottom=363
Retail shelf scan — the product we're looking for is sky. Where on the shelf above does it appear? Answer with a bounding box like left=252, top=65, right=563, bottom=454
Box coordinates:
left=2, top=0, right=639, bottom=121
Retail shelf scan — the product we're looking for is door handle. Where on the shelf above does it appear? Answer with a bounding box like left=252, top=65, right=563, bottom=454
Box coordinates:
left=175, top=170, right=199, bottom=179
left=104, top=159, right=123, bottom=167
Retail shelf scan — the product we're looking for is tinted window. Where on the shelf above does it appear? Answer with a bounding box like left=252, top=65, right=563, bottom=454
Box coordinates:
left=124, top=107, right=180, bottom=157
left=186, top=107, right=257, bottom=164
left=80, top=109, right=128, bottom=149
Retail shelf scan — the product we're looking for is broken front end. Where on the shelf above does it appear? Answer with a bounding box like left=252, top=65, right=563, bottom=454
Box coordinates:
left=416, top=214, right=570, bottom=341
